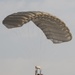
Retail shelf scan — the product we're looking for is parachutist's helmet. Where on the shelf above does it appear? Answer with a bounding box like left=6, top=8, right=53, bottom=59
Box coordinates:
left=35, top=66, right=41, bottom=69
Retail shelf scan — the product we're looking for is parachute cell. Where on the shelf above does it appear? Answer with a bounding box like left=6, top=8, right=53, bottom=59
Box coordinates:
left=2, top=11, right=72, bottom=43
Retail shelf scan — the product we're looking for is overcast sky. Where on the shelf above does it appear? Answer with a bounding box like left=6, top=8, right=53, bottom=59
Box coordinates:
left=0, top=0, right=75, bottom=75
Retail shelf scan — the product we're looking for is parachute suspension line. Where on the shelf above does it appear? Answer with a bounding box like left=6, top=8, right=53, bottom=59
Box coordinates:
left=14, top=29, right=20, bottom=40
left=27, top=22, right=31, bottom=50
left=14, top=28, right=23, bottom=42
left=39, top=31, right=42, bottom=60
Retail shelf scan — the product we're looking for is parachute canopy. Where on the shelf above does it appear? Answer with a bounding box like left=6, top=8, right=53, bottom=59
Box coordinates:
left=2, top=11, right=72, bottom=43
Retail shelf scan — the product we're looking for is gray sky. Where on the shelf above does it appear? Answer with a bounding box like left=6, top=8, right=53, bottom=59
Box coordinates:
left=0, top=0, right=75, bottom=75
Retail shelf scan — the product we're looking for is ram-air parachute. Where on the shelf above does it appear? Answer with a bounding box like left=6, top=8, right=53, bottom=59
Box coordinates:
left=2, top=11, right=72, bottom=43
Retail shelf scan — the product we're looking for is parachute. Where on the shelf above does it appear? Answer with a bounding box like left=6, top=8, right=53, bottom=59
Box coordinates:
left=2, top=11, right=72, bottom=43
